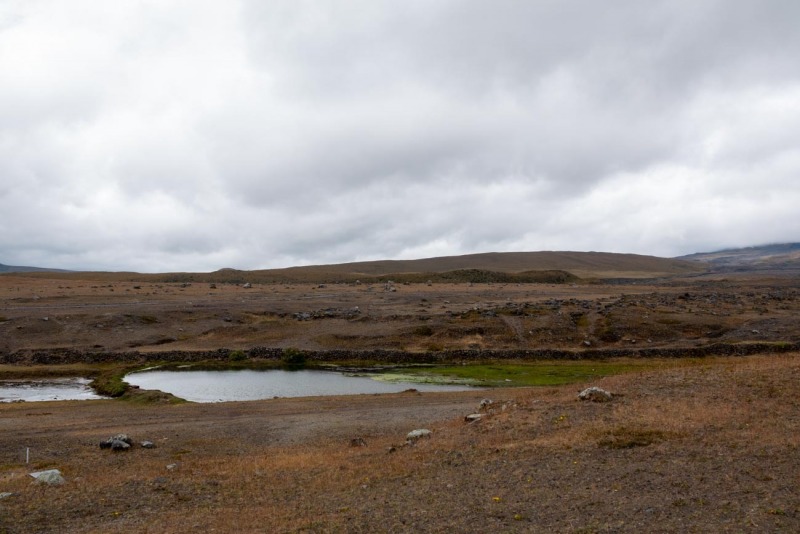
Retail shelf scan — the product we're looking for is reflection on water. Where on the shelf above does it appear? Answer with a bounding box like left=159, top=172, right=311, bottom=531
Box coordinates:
left=0, top=378, right=106, bottom=402
left=125, top=369, right=474, bottom=402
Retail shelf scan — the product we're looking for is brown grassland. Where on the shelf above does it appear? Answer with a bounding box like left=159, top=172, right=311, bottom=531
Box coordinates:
left=1, top=265, right=800, bottom=532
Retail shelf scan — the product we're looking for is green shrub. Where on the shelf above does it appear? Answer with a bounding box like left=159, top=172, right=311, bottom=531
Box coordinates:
left=90, top=373, right=128, bottom=397
left=413, top=325, right=434, bottom=336
left=228, top=350, right=248, bottom=362
left=282, top=347, right=307, bottom=368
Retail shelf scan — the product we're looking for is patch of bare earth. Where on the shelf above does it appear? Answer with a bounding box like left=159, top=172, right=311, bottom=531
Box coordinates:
left=2, top=354, right=799, bottom=533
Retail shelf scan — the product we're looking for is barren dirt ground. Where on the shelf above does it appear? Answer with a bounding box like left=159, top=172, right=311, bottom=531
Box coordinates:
left=1, top=275, right=798, bottom=353
left=1, top=274, right=800, bottom=532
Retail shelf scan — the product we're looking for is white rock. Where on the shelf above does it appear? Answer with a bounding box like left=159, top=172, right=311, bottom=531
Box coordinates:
left=406, top=429, right=432, bottom=441
left=578, top=386, right=613, bottom=402
left=30, top=469, right=65, bottom=485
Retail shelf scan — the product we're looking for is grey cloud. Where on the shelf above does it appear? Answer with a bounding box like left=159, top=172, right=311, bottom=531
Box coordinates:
left=0, top=1, right=798, bottom=271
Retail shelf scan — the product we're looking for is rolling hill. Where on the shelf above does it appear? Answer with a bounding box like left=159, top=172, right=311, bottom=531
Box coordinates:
left=254, top=251, right=705, bottom=281
left=2, top=251, right=705, bottom=283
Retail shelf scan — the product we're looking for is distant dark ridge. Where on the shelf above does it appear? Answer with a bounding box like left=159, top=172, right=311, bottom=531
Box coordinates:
left=4, top=341, right=798, bottom=366
left=678, top=243, right=800, bottom=271
left=1, top=268, right=578, bottom=285
left=0, top=263, right=72, bottom=273
left=341, top=269, right=579, bottom=285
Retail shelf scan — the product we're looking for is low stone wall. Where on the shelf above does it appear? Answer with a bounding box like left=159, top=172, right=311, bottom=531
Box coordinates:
left=2, top=342, right=799, bottom=366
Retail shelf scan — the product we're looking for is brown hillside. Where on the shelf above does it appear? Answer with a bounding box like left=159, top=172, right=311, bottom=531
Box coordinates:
left=246, top=251, right=705, bottom=281
left=1, top=251, right=705, bottom=284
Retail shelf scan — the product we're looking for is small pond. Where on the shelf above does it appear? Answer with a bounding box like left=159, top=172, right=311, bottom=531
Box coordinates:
left=125, top=369, right=477, bottom=402
left=0, top=378, right=107, bottom=403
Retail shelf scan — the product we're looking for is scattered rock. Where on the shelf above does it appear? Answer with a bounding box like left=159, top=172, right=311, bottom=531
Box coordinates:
left=242, top=283, right=252, bottom=289
left=111, top=440, right=131, bottom=451
left=166, top=464, right=178, bottom=470
left=479, top=398, right=494, bottom=410
left=464, top=413, right=483, bottom=423
left=578, top=386, right=613, bottom=402
left=100, top=434, right=133, bottom=451
left=0, top=492, right=14, bottom=499
left=141, top=441, right=156, bottom=449
left=406, top=429, right=432, bottom=442
left=30, top=469, right=65, bottom=486
left=349, top=437, right=367, bottom=447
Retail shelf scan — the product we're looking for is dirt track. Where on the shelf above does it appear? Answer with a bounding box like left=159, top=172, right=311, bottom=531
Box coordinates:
left=0, top=388, right=493, bottom=456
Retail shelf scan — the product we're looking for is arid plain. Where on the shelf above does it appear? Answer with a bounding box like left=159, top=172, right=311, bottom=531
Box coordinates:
left=1, top=253, right=800, bottom=533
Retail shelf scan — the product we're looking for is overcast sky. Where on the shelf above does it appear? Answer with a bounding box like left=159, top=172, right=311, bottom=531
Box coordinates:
left=1, top=1, right=799, bottom=272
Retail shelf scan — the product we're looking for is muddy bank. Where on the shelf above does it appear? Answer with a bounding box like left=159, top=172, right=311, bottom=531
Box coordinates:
left=2, top=341, right=799, bottom=366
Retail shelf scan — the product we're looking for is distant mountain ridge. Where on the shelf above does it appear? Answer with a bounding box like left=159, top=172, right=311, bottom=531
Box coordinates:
left=677, top=243, right=800, bottom=272
left=0, top=263, right=72, bottom=273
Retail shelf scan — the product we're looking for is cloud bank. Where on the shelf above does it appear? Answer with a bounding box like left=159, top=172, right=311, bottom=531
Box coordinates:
left=1, top=0, right=799, bottom=271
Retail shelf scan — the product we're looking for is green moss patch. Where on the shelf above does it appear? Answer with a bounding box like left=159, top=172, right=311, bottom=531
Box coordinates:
left=390, top=360, right=682, bottom=387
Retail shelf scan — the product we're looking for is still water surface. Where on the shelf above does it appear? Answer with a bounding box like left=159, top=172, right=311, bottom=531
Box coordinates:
left=0, top=378, right=106, bottom=402
left=125, top=369, right=474, bottom=402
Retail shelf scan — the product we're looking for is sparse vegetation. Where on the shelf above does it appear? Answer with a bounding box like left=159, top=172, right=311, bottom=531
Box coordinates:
left=412, top=324, right=434, bottom=336
left=596, top=427, right=674, bottom=449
